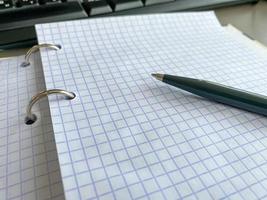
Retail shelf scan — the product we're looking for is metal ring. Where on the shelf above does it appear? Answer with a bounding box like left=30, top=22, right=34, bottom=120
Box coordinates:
left=25, top=89, right=76, bottom=125
left=21, top=43, right=61, bottom=67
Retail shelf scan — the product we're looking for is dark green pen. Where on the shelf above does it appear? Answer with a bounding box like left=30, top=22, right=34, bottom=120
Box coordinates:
left=152, top=73, right=267, bottom=116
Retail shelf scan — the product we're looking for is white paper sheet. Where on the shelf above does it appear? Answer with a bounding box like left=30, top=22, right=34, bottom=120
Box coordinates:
left=0, top=54, right=64, bottom=200
left=36, top=12, right=267, bottom=200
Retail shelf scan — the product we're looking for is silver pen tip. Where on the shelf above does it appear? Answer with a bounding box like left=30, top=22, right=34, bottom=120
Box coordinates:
left=151, top=73, right=164, bottom=81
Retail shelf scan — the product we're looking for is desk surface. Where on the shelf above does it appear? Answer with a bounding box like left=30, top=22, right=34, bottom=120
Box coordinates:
left=1, top=0, right=267, bottom=58
left=216, top=0, right=267, bottom=46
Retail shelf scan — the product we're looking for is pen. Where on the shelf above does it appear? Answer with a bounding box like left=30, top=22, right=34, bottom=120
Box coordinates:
left=152, top=73, right=267, bottom=116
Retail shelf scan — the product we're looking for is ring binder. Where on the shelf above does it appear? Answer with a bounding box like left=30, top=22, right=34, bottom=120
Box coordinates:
left=25, top=89, right=76, bottom=125
left=21, top=43, right=61, bottom=67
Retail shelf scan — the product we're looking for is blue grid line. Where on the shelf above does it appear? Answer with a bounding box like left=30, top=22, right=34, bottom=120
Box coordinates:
left=68, top=22, right=117, bottom=199
left=58, top=146, right=267, bottom=200
left=84, top=22, right=133, bottom=200
left=45, top=115, right=266, bottom=170
left=113, top=22, right=196, bottom=199
left=5, top=52, right=11, bottom=200
left=44, top=25, right=83, bottom=199
left=215, top=111, right=267, bottom=198
left=106, top=24, right=171, bottom=200
left=55, top=131, right=267, bottom=184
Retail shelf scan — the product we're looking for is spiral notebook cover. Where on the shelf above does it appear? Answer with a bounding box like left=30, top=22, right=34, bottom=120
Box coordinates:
left=36, top=12, right=267, bottom=200
left=0, top=54, right=64, bottom=199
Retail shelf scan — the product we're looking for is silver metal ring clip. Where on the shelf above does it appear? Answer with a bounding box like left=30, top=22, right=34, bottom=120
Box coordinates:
left=25, top=89, right=76, bottom=125
left=21, top=43, right=61, bottom=67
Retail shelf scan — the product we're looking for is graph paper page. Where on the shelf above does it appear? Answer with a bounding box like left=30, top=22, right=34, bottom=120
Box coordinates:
left=0, top=54, right=64, bottom=199
left=36, top=12, right=267, bottom=200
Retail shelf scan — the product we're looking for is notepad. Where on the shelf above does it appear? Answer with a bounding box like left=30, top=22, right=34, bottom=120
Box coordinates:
left=0, top=54, right=64, bottom=199
left=36, top=12, right=267, bottom=199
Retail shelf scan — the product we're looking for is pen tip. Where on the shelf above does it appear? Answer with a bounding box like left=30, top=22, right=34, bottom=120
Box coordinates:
left=151, top=73, right=164, bottom=81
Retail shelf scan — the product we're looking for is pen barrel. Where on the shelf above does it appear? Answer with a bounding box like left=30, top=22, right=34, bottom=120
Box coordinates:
left=163, top=74, right=267, bottom=116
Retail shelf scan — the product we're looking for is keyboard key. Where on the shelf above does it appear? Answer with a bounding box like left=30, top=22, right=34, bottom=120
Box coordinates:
left=107, top=0, right=143, bottom=11
left=47, top=0, right=59, bottom=2
left=38, top=0, right=46, bottom=5
left=144, top=0, right=174, bottom=6
left=0, top=0, right=12, bottom=8
left=82, top=0, right=112, bottom=16
left=21, top=0, right=37, bottom=5
left=15, top=0, right=22, bottom=7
